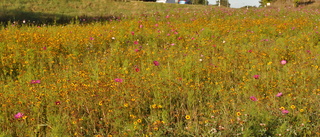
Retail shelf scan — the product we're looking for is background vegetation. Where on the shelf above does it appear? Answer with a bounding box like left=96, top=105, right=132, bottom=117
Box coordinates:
left=0, top=1, right=319, bottom=136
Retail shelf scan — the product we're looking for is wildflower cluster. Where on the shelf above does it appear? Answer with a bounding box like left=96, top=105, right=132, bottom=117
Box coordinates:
left=0, top=4, right=319, bottom=136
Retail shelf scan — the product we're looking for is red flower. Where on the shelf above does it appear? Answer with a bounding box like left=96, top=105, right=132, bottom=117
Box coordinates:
left=114, top=78, right=123, bottom=82
left=30, top=80, right=41, bottom=84
left=55, top=101, right=61, bottom=105
left=253, top=75, right=260, bottom=79
left=153, top=61, right=160, bottom=66
left=135, top=68, right=140, bottom=72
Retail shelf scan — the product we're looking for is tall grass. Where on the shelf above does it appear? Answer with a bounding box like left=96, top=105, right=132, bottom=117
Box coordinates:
left=0, top=2, right=320, bottom=136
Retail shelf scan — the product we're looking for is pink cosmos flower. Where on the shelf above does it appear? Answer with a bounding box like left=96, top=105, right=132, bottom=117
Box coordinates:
left=253, top=75, right=260, bottom=79
left=131, top=31, right=135, bottom=35
left=134, top=49, right=139, bottom=52
left=153, top=61, right=160, bottom=66
left=306, top=50, right=311, bottom=54
left=134, top=41, right=139, bottom=45
left=248, top=50, right=252, bottom=53
left=114, top=78, right=123, bottom=82
left=14, top=112, right=24, bottom=119
left=30, top=80, right=41, bottom=84
left=276, top=92, right=283, bottom=97
left=250, top=96, right=257, bottom=101
left=43, top=47, right=47, bottom=50
left=282, top=109, right=289, bottom=114
left=280, top=60, right=287, bottom=65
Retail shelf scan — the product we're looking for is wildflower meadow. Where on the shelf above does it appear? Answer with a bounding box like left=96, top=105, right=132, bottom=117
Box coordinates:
left=0, top=1, right=319, bottom=136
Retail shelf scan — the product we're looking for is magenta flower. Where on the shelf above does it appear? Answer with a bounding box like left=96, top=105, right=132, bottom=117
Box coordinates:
left=90, top=37, right=94, bottom=40
left=280, top=60, right=287, bottom=65
left=131, top=31, right=135, bottom=35
left=153, top=61, right=160, bottom=66
left=134, top=49, right=139, bottom=52
left=306, top=50, right=311, bottom=54
left=114, top=78, right=123, bottom=82
left=248, top=50, right=252, bottom=53
left=253, top=75, right=260, bottom=79
left=134, top=41, right=139, bottom=45
left=30, top=80, right=41, bottom=84
left=43, top=47, right=47, bottom=50
left=55, top=101, right=61, bottom=105
left=14, top=112, right=24, bottom=119
left=250, top=96, right=257, bottom=101
left=135, top=68, right=140, bottom=72
left=276, top=92, right=283, bottom=97
left=282, top=109, right=289, bottom=114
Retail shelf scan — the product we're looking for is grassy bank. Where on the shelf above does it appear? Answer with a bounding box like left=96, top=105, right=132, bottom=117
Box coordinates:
left=1, top=0, right=206, bottom=24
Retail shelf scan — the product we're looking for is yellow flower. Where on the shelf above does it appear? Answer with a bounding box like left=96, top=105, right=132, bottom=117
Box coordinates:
left=98, top=101, right=103, bottom=106
left=290, top=105, right=296, bottom=109
left=153, top=127, right=158, bottom=131
left=300, top=109, right=304, bottom=112
left=236, top=112, right=241, bottom=116
left=279, top=107, right=285, bottom=110
left=130, top=114, right=136, bottom=119
left=137, top=119, right=142, bottom=123
left=151, top=104, right=157, bottom=109
left=185, top=115, right=191, bottom=120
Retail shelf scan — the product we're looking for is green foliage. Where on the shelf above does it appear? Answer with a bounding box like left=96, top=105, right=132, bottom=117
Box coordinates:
left=216, top=0, right=230, bottom=7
